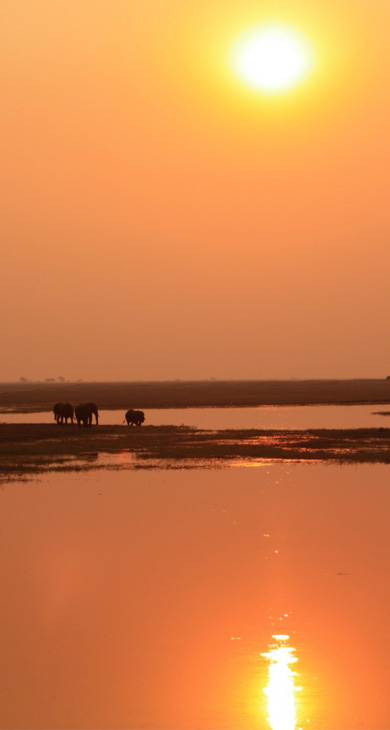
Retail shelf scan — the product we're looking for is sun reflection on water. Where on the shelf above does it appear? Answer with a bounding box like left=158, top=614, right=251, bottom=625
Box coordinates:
left=262, top=634, right=301, bottom=730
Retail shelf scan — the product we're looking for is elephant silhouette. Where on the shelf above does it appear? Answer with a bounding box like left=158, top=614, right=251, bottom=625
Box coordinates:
left=124, top=409, right=145, bottom=426
left=75, top=402, right=99, bottom=428
left=84, top=402, right=99, bottom=425
left=53, top=402, right=74, bottom=424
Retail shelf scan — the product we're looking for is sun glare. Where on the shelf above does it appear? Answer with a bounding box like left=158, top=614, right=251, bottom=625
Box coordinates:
left=262, top=635, right=301, bottom=730
left=232, top=25, right=313, bottom=93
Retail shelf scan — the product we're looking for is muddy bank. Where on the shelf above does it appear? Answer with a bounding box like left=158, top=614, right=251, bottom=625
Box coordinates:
left=0, top=423, right=389, bottom=475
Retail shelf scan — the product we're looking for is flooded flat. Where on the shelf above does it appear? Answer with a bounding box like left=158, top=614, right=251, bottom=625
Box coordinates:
left=1, top=423, right=390, bottom=476
left=2, top=403, right=390, bottom=430
left=0, top=463, right=389, bottom=729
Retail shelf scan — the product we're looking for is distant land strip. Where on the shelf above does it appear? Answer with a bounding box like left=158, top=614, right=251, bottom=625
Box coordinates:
left=1, top=379, right=390, bottom=412
left=0, top=424, right=389, bottom=476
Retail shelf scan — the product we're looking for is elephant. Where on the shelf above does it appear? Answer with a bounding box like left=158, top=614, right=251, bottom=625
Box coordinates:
left=53, top=402, right=74, bottom=424
left=84, top=402, right=99, bottom=425
left=75, top=402, right=99, bottom=428
left=124, top=409, right=145, bottom=426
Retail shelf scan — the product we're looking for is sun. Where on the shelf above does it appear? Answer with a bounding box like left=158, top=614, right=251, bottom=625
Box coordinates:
left=231, top=25, right=313, bottom=93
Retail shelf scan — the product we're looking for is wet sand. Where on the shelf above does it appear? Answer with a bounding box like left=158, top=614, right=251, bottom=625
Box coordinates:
left=1, top=423, right=389, bottom=475
left=1, top=378, right=390, bottom=412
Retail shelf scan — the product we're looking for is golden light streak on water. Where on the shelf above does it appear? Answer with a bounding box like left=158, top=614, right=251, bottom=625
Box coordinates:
left=262, top=634, right=301, bottom=730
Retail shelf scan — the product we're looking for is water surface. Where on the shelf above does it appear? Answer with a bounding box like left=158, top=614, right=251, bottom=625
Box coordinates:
left=0, top=463, right=389, bottom=729
left=2, top=403, right=390, bottom=429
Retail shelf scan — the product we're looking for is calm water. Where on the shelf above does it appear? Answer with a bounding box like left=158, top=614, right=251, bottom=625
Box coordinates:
left=1, top=403, right=390, bottom=429
left=0, top=463, right=389, bottom=729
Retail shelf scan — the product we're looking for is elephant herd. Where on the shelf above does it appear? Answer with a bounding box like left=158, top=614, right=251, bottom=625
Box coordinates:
left=53, top=403, right=145, bottom=428
left=53, top=402, right=99, bottom=427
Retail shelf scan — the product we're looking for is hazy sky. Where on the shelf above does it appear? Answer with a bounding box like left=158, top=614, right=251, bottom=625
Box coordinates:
left=1, top=0, right=389, bottom=381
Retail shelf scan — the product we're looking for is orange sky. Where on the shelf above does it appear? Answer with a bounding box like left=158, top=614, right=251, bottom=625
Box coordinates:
left=1, top=0, right=389, bottom=381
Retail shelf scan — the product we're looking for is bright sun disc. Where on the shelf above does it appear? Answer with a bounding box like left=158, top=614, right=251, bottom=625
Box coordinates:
left=232, top=25, right=313, bottom=93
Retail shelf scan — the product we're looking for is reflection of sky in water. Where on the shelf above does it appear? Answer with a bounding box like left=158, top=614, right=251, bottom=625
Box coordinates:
left=0, top=463, right=389, bottom=728
left=1, top=403, right=390, bottom=429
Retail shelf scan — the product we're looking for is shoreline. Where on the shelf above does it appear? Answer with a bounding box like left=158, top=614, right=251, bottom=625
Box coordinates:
left=1, top=424, right=389, bottom=476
